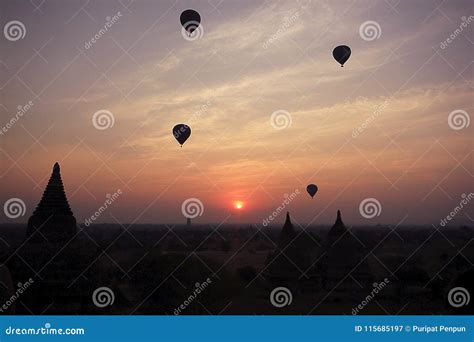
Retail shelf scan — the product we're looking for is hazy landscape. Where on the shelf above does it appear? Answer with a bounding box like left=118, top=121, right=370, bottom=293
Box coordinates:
left=1, top=217, right=473, bottom=315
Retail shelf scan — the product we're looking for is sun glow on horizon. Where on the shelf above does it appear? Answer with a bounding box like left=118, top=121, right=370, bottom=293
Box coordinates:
left=234, top=201, right=244, bottom=210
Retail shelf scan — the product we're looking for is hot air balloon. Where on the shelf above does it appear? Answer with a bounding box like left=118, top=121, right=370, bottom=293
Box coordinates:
left=306, top=184, right=318, bottom=198
left=332, top=45, right=351, bottom=67
left=180, top=9, right=201, bottom=35
left=173, top=124, right=191, bottom=147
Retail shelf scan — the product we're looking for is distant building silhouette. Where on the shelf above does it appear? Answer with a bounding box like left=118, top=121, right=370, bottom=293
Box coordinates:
left=321, top=210, right=372, bottom=290
left=278, top=212, right=297, bottom=247
left=327, top=210, right=345, bottom=243
left=265, top=212, right=319, bottom=284
left=264, top=210, right=373, bottom=300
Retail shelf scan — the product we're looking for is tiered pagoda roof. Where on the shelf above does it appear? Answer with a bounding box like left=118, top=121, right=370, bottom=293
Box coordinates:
left=26, top=162, right=76, bottom=243
left=33, top=162, right=73, bottom=217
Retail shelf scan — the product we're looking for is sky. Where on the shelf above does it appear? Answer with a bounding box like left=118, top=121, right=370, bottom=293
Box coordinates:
left=0, top=0, right=473, bottom=226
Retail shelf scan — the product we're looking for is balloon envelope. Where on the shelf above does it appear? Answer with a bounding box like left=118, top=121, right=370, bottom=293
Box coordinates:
left=332, top=45, right=351, bottom=67
left=173, top=124, right=191, bottom=146
left=306, top=184, right=318, bottom=198
left=180, top=9, right=201, bottom=34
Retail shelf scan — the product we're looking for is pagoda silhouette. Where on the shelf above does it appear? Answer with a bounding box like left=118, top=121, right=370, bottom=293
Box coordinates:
left=321, top=209, right=372, bottom=291
left=265, top=210, right=373, bottom=300
left=265, top=212, right=321, bottom=292
left=7, top=163, right=99, bottom=314
left=26, top=162, right=77, bottom=243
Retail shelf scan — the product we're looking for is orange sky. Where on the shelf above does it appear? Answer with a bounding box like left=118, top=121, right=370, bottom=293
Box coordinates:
left=1, top=0, right=472, bottom=225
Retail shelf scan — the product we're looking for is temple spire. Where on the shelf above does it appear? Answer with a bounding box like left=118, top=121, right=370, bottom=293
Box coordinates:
left=334, top=209, right=344, bottom=227
left=33, top=162, right=73, bottom=216
left=278, top=212, right=296, bottom=247
left=26, top=162, right=76, bottom=243
left=285, top=212, right=291, bottom=225
left=327, top=209, right=347, bottom=244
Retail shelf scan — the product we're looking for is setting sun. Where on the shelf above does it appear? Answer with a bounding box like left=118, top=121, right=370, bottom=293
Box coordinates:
left=234, top=201, right=244, bottom=210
